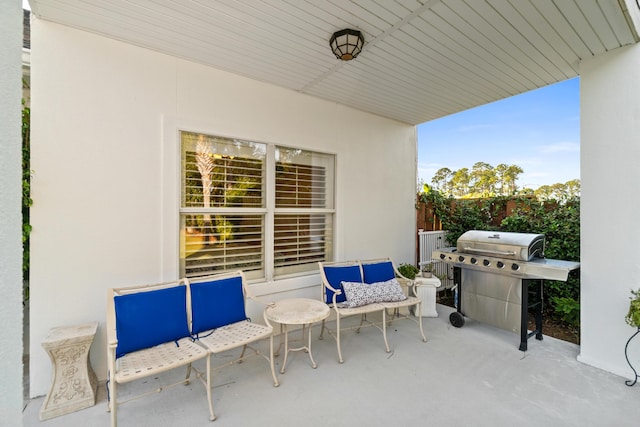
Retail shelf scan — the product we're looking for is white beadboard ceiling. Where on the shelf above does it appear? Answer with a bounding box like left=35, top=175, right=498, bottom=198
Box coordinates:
left=29, top=0, right=640, bottom=125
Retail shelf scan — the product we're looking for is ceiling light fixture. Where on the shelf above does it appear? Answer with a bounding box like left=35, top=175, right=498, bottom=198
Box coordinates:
left=329, top=29, right=364, bottom=61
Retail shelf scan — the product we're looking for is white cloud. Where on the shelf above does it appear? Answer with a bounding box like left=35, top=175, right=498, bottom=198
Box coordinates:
left=538, top=142, right=580, bottom=154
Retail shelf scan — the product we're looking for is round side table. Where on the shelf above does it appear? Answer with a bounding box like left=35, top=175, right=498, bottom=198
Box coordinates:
left=265, top=298, right=330, bottom=373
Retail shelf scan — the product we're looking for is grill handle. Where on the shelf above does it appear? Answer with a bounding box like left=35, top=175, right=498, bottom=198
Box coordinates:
left=462, top=247, right=516, bottom=257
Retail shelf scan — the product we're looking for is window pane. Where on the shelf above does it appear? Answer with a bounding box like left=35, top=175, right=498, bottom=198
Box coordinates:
left=182, top=132, right=265, bottom=208
left=275, top=147, right=334, bottom=209
left=181, top=214, right=264, bottom=280
left=274, top=214, right=333, bottom=276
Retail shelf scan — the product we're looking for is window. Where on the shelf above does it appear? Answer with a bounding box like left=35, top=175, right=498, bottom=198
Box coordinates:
left=180, top=131, right=334, bottom=281
left=274, top=147, right=334, bottom=276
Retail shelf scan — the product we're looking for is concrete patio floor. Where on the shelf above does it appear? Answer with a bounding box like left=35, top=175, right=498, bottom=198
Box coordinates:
left=23, top=304, right=640, bottom=427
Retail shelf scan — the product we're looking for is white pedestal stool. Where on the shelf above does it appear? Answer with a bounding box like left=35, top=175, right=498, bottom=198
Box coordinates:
left=40, top=321, right=98, bottom=421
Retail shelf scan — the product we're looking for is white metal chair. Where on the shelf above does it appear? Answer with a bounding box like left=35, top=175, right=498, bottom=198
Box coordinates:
left=106, top=279, right=213, bottom=427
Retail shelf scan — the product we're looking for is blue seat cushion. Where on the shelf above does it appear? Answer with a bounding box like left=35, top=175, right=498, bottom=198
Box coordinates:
left=362, top=261, right=396, bottom=284
left=190, top=275, right=247, bottom=335
left=322, top=265, right=362, bottom=304
left=114, top=285, right=191, bottom=358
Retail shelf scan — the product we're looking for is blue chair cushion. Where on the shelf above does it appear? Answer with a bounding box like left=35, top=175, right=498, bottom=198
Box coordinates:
left=322, top=265, right=362, bottom=304
left=190, top=276, right=247, bottom=335
left=362, top=261, right=396, bottom=284
left=114, top=285, right=191, bottom=358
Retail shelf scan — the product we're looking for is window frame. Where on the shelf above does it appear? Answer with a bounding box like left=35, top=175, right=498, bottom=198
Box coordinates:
left=178, top=130, right=336, bottom=282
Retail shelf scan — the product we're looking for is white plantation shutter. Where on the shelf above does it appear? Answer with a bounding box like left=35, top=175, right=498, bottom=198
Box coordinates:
left=181, top=214, right=264, bottom=278
left=274, top=151, right=334, bottom=275
left=179, top=132, right=334, bottom=280
left=275, top=162, right=326, bottom=208
left=180, top=132, right=266, bottom=280
left=274, top=213, right=333, bottom=276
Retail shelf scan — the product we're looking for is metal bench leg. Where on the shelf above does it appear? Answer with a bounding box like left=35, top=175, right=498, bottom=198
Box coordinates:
left=416, top=301, right=427, bottom=342
left=205, top=355, right=216, bottom=421
left=108, top=379, right=117, bottom=427
left=184, top=363, right=192, bottom=385
left=357, top=313, right=367, bottom=333
left=382, top=309, right=390, bottom=353
left=336, top=314, right=344, bottom=363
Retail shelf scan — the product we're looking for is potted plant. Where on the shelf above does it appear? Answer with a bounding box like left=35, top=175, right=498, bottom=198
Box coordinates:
left=625, top=289, right=640, bottom=386
left=398, top=263, right=420, bottom=280
left=421, top=263, right=433, bottom=278
left=626, top=289, right=640, bottom=329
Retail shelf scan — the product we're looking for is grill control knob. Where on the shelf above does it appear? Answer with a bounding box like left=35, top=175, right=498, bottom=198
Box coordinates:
left=497, top=261, right=505, bottom=269
left=483, top=259, right=490, bottom=267
left=511, top=263, right=519, bottom=271
left=440, top=254, right=446, bottom=260
left=458, top=256, right=465, bottom=262
left=470, top=257, right=477, bottom=264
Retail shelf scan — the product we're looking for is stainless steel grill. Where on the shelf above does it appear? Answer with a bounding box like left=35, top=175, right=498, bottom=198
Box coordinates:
left=432, top=230, right=580, bottom=351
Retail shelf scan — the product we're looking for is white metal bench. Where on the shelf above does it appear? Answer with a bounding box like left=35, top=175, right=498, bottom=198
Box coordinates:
left=106, top=271, right=278, bottom=426
left=318, top=258, right=427, bottom=363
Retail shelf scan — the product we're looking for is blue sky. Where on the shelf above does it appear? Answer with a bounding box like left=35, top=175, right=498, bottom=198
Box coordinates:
left=417, top=77, right=580, bottom=191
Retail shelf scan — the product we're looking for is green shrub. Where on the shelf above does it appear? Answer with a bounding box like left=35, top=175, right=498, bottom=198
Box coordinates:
left=22, top=93, right=31, bottom=303
left=398, top=263, right=420, bottom=280
left=551, top=296, right=580, bottom=328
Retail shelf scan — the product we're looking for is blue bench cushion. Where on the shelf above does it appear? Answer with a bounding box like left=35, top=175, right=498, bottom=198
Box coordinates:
left=190, top=275, right=247, bottom=335
left=322, top=265, right=362, bottom=304
left=114, top=285, right=191, bottom=358
left=362, top=261, right=396, bottom=284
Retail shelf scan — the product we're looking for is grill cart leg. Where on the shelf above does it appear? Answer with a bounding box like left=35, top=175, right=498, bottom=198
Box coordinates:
left=450, top=266, right=465, bottom=328
left=520, top=279, right=544, bottom=351
left=534, top=280, right=544, bottom=341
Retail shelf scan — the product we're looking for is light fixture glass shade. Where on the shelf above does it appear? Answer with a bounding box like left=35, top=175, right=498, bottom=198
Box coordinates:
left=329, top=29, right=364, bottom=61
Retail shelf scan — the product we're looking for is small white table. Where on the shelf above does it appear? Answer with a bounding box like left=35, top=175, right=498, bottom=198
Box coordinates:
left=40, top=321, right=98, bottom=421
left=265, top=298, right=330, bottom=373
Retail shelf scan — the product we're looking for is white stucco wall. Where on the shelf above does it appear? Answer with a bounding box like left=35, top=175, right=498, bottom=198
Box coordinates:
left=29, top=19, right=417, bottom=397
left=578, top=43, right=640, bottom=378
left=0, top=0, right=25, bottom=423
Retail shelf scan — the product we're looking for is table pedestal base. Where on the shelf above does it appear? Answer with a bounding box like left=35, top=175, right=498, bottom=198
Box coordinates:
left=277, top=324, right=317, bottom=373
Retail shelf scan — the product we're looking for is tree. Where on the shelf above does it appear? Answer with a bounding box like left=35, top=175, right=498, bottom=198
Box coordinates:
left=535, top=185, right=554, bottom=201
left=565, top=179, right=580, bottom=199
left=426, top=162, right=577, bottom=202
left=451, top=168, right=470, bottom=197
left=550, top=183, right=567, bottom=201
left=495, top=163, right=508, bottom=194
left=431, top=167, right=453, bottom=194
left=470, top=162, right=496, bottom=196
left=504, top=164, right=523, bottom=195
left=533, top=180, right=581, bottom=203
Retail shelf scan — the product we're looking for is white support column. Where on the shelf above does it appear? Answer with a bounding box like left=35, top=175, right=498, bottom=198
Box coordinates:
left=0, top=0, right=25, bottom=424
left=579, top=43, right=640, bottom=377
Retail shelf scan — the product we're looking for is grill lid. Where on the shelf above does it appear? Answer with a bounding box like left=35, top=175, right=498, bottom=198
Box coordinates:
left=456, top=230, right=545, bottom=261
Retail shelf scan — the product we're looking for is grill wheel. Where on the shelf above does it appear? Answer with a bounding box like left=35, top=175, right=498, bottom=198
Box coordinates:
left=450, top=312, right=465, bottom=328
